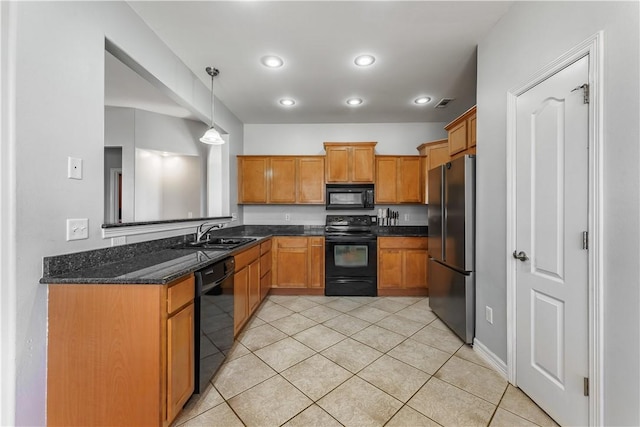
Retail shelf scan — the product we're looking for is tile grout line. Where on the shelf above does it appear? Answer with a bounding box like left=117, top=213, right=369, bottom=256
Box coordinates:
left=230, top=296, right=427, bottom=426
left=187, top=295, right=484, bottom=426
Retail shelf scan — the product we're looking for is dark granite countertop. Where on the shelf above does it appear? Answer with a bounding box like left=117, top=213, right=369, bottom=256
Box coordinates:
left=41, top=224, right=426, bottom=285
left=375, top=226, right=428, bottom=237
left=42, top=249, right=232, bottom=284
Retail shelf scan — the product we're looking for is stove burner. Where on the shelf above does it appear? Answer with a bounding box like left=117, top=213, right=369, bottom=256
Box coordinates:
left=325, top=215, right=375, bottom=233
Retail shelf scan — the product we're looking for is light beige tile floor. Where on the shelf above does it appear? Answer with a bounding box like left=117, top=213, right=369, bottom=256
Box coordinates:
left=173, top=295, right=559, bottom=427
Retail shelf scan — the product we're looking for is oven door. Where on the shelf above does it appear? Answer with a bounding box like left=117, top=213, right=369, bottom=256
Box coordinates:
left=325, top=235, right=377, bottom=278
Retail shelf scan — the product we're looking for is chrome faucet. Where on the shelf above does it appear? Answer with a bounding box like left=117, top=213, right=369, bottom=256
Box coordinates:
left=195, top=222, right=225, bottom=243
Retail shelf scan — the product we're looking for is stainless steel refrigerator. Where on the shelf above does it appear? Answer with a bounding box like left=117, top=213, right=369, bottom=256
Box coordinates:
left=427, top=155, right=475, bottom=344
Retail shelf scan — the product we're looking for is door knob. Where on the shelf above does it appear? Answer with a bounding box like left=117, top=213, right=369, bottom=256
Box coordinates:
left=512, top=250, right=529, bottom=261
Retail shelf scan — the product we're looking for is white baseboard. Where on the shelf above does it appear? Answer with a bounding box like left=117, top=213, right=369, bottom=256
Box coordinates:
left=473, top=338, right=509, bottom=380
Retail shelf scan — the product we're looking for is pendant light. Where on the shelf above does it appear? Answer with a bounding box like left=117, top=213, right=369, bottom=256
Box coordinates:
left=200, top=66, right=225, bottom=145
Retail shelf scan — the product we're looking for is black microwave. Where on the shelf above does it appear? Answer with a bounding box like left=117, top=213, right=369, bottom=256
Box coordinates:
left=326, top=184, right=375, bottom=210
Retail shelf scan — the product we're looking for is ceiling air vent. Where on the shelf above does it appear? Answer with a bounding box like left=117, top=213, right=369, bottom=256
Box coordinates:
left=435, top=98, right=455, bottom=108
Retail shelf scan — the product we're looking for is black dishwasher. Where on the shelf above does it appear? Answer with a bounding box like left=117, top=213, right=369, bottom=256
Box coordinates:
left=194, top=257, right=235, bottom=394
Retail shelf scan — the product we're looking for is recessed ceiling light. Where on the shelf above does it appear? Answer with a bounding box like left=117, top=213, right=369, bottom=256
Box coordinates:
left=414, top=96, right=432, bottom=105
left=261, top=55, right=284, bottom=68
left=279, top=98, right=295, bottom=106
left=346, top=98, right=363, bottom=106
left=354, top=55, right=375, bottom=67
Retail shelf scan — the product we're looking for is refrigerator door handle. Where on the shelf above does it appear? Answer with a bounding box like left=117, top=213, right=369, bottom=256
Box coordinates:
left=441, top=167, right=447, bottom=262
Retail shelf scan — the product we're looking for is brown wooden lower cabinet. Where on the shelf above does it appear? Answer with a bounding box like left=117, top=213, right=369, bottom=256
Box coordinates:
left=260, top=239, right=273, bottom=300
left=272, top=236, right=325, bottom=293
left=378, top=237, right=429, bottom=295
left=47, top=275, right=195, bottom=427
left=233, top=245, right=261, bottom=336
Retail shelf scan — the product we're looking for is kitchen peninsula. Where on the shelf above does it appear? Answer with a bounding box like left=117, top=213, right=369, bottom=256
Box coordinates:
left=42, top=223, right=426, bottom=426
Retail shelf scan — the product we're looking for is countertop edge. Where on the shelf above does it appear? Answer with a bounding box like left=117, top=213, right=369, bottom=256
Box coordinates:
left=41, top=226, right=427, bottom=285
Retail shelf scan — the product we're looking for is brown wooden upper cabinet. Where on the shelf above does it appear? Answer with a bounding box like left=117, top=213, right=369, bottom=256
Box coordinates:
left=324, top=142, right=376, bottom=183
left=445, top=105, right=477, bottom=157
left=417, top=139, right=449, bottom=204
left=238, top=156, right=325, bottom=204
left=375, top=156, right=423, bottom=204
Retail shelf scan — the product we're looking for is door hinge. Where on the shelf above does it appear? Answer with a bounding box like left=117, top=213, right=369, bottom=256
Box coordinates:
left=584, top=377, right=589, bottom=396
left=582, top=231, right=589, bottom=250
left=572, top=83, right=589, bottom=104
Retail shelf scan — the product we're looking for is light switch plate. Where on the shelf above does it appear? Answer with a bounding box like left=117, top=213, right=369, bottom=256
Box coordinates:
left=68, top=157, right=83, bottom=180
left=66, top=218, right=88, bottom=241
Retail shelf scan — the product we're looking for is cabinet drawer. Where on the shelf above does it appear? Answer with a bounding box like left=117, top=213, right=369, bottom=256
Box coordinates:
left=276, top=236, right=308, bottom=248
left=235, top=245, right=261, bottom=270
left=260, top=251, right=272, bottom=276
left=167, top=275, right=195, bottom=314
left=260, top=239, right=272, bottom=254
left=378, top=237, right=428, bottom=249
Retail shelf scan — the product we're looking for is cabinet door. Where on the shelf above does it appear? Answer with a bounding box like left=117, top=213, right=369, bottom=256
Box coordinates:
left=352, top=145, right=375, bottom=182
left=429, top=146, right=450, bottom=171
left=260, top=269, right=272, bottom=301
left=325, top=147, right=350, bottom=182
left=260, top=251, right=272, bottom=279
left=309, top=237, right=325, bottom=288
left=298, top=157, right=325, bottom=203
left=404, top=249, right=428, bottom=288
left=166, top=303, right=194, bottom=423
left=238, top=157, right=268, bottom=203
left=273, top=237, right=309, bottom=288
left=233, top=267, right=249, bottom=335
left=270, top=158, right=297, bottom=203
left=375, top=157, right=397, bottom=203
left=378, top=249, right=403, bottom=288
left=398, top=157, right=422, bottom=203
left=448, top=120, right=468, bottom=156
left=248, top=258, right=261, bottom=313
left=468, top=114, right=477, bottom=148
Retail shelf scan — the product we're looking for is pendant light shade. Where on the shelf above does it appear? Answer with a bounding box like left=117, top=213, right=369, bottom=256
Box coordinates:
left=200, top=127, right=225, bottom=145
left=200, top=66, right=225, bottom=145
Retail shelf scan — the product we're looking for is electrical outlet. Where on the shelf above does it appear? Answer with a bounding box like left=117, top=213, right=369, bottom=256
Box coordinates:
left=67, top=157, right=83, bottom=180
left=404, top=213, right=410, bottom=222
left=485, top=306, right=494, bottom=324
left=231, top=212, right=238, bottom=221
left=66, top=218, right=88, bottom=241
left=285, top=213, right=291, bottom=221
left=111, top=236, right=126, bottom=246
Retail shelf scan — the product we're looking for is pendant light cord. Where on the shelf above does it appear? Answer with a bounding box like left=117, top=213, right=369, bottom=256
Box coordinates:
left=206, top=67, right=219, bottom=129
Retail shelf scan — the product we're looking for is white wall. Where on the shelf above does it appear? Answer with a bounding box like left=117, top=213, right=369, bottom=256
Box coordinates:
left=105, top=107, right=208, bottom=222
left=103, top=147, right=122, bottom=222
left=104, top=107, right=135, bottom=221
left=244, top=122, right=447, bottom=155
left=242, top=122, right=447, bottom=225
left=476, top=2, right=639, bottom=425
left=134, top=149, right=163, bottom=220
left=10, top=3, right=242, bottom=425
left=133, top=109, right=204, bottom=156
left=162, top=154, right=201, bottom=220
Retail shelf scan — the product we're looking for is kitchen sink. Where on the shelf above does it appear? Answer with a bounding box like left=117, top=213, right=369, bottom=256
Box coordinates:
left=184, top=237, right=257, bottom=250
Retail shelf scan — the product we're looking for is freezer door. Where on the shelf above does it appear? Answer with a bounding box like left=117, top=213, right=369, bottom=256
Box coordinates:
left=443, top=155, right=475, bottom=272
left=428, top=258, right=475, bottom=344
left=427, top=165, right=443, bottom=262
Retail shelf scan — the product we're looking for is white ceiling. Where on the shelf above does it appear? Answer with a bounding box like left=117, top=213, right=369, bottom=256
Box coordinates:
left=121, top=1, right=513, bottom=124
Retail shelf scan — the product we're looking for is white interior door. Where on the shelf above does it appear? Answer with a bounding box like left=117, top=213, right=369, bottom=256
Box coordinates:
left=515, top=55, right=589, bottom=426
